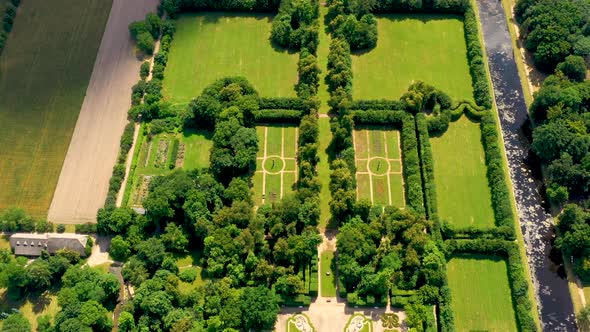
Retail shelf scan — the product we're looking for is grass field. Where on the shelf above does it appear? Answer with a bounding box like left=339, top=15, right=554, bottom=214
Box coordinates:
left=353, top=127, right=405, bottom=208
left=447, top=255, right=519, bottom=332
left=0, top=0, right=112, bottom=217
left=0, top=289, right=59, bottom=331
left=253, top=125, right=298, bottom=205
left=320, top=251, right=337, bottom=297
left=430, top=116, right=495, bottom=228
left=352, top=14, right=473, bottom=101
left=163, top=12, right=298, bottom=105
left=127, top=129, right=212, bottom=207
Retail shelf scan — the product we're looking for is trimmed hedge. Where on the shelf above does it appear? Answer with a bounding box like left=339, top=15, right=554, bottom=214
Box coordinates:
left=162, top=0, right=281, bottom=17
left=254, top=109, right=302, bottom=124
left=444, top=239, right=537, bottom=332
left=373, top=0, right=469, bottom=14
left=401, top=113, right=425, bottom=215
left=463, top=8, right=493, bottom=109
left=349, top=99, right=404, bottom=111
left=351, top=110, right=404, bottom=125
left=258, top=97, right=312, bottom=111
left=168, top=139, right=180, bottom=169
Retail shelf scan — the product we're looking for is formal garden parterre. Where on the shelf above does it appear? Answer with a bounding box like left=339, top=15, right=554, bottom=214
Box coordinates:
left=325, top=0, right=538, bottom=330
left=0, top=0, right=544, bottom=330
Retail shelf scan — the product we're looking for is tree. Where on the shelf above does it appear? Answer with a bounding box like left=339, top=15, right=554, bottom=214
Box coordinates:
left=274, top=274, right=304, bottom=296
left=79, top=300, right=113, bottom=331
left=118, top=311, right=136, bottom=332
left=1, top=313, right=31, bottom=332
left=36, top=314, right=53, bottom=332
left=25, top=259, right=52, bottom=292
left=136, top=32, right=155, bottom=54
left=557, top=55, right=587, bottom=82
left=161, top=223, right=189, bottom=254
left=109, top=235, right=130, bottom=261
left=136, top=238, right=166, bottom=272
left=240, top=286, right=279, bottom=330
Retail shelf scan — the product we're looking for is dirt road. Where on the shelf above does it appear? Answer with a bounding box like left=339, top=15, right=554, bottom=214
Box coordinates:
left=48, top=0, right=160, bottom=224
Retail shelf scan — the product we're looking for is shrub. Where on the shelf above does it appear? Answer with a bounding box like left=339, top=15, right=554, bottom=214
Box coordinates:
left=179, top=268, right=198, bottom=283
left=464, top=8, right=492, bottom=109
left=57, top=224, right=66, bottom=233
left=401, top=114, right=424, bottom=214
left=75, top=223, right=97, bottom=234
left=136, top=32, right=155, bottom=54
left=140, top=61, right=150, bottom=80
left=168, top=139, right=180, bottom=169
left=556, top=55, right=587, bottom=82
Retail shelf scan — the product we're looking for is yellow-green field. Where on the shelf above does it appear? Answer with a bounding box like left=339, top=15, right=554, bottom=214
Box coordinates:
left=352, top=14, right=473, bottom=101
left=353, top=127, right=405, bottom=208
left=253, top=125, right=298, bottom=205
left=430, top=116, right=495, bottom=228
left=0, top=0, right=112, bottom=217
left=447, top=256, right=519, bottom=332
left=163, top=12, right=298, bottom=105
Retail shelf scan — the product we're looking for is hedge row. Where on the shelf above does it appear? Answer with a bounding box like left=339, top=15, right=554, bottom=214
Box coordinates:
left=0, top=0, right=20, bottom=55
left=258, top=97, right=313, bottom=111
left=426, top=101, right=485, bottom=136
left=463, top=8, right=493, bottom=109
left=351, top=110, right=404, bottom=125
left=444, top=239, right=538, bottom=332
left=168, top=139, right=180, bottom=169
left=346, top=292, right=387, bottom=308
left=349, top=99, right=404, bottom=111
left=162, top=0, right=280, bottom=17
left=373, top=0, right=468, bottom=14
left=441, top=223, right=514, bottom=240
left=104, top=122, right=136, bottom=207
left=415, top=113, right=441, bottom=240
left=480, top=113, right=516, bottom=237
left=401, top=114, right=425, bottom=215
left=254, top=109, right=302, bottom=124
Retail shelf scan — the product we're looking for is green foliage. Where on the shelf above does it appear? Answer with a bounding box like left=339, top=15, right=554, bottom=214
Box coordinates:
left=129, top=13, right=162, bottom=54
left=0, top=208, right=35, bottom=232
left=168, top=139, right=180, bottom=169
left=515, top=0, right=590, bottom=71
left=464, top=8, right=492, bottom=108
left=1, top=313, right=31, bottom=332
left=140, top=61, right=151, bottom=80
left=325, top=0, right=378, bottom=51
left=109, top=235, right=131, bottom=261
left=271, top=0, right=319, bottom=52
left=556, top=55, right=588, bottom=82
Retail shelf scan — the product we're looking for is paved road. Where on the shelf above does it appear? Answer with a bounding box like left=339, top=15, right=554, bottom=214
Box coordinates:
left=476, top=0, right=577, bottom=330
left=48, top=0, right=160, bottom=224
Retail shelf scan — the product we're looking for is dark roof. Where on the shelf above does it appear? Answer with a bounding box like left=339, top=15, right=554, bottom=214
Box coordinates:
left=10, top=233, right=88, bottom=257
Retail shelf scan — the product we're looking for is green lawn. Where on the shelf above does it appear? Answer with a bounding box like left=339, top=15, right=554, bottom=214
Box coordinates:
left=0, top=0, right=112, bottom=217
left=352, top=14, right=473, bottom=101
left=163, top=12, right=298, bottom=104
left=447, top=256, right=519, bottom=332
left=253, top=125, right=298, bottom=205
left=181, top=128, right=213, bottom=170
left=317, top=118, right=333, bottom=229
left=430, top=116, right=495, bottom=228
left=320, top=251, right=337, bottom=297
left=0, top=289, right=59, bottom=331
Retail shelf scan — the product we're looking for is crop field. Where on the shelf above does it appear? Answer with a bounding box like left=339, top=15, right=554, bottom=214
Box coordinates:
left=352, top=14, right=473, bottom=101
left=430, top=116, right=495, bottom=228
left=353, top=126, right=405, bottom=208
left=163, top=12, right=298, bottom=105
left=127, top=130, right=212, bottom=207
left=0, top=0, right=112, bottom=217
left=447, top=256, right=519, bottom=332
left=253, top=125, right=298, bottom=205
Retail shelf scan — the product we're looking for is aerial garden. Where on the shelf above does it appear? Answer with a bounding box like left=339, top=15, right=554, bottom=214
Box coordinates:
left=0, top=0, right=543, bottom=330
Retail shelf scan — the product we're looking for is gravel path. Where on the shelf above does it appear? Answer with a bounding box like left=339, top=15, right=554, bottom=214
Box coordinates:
left=48, top=0, right=160, bottom=224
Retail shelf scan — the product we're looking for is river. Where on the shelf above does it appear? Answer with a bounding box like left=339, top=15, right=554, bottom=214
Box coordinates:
left=475, top=0, right=577, bottom=330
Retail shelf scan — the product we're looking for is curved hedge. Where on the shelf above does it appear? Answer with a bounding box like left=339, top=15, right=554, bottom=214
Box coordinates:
left=444, top=239, right=538, bottom=332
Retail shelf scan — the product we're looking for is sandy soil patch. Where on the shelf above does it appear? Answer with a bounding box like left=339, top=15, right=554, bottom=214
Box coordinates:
left=48, top=0, right=160, bottom=224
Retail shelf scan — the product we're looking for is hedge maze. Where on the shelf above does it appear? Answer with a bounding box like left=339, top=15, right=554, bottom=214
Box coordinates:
left=253, top=125, right=298, bottom=205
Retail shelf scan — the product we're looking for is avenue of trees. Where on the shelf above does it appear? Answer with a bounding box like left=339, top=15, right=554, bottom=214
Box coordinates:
left=556, top=204, right=590, bottom=280
left=516, top=0, right=590, bottom=71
